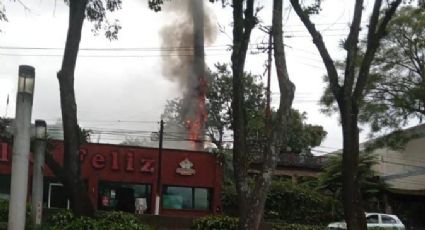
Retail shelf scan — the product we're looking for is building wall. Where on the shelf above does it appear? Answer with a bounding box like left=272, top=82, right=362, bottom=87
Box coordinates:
left=0, top=141, right=222, bottom=217
left=371, top=136, right=425, bottom=191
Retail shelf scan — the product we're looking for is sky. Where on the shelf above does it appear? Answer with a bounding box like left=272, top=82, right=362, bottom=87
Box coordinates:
left=0, top=0, right=387, bottom=154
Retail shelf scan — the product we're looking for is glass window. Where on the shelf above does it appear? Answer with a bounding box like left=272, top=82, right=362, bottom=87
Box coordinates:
left=162, top=186, right=211, bottom=211
left=98, top=181, right=151, bottom=214
left=163, top=186, right=192, bottom=209
left=381, top=215, right=397, bottom=224
left=48, top=183, right=69, bottom=209
left=366, top=215, right=379, bottom=224
left=0, top=175, right=11, bottom=200
left=194, top=188, right=210, bottom=210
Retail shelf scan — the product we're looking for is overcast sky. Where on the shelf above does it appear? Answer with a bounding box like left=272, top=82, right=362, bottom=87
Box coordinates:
left=0, top=0, right=387, bottom=154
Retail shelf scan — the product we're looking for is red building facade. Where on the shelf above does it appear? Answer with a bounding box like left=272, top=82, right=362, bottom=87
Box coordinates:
left=0, top=141, right=222, bottom=217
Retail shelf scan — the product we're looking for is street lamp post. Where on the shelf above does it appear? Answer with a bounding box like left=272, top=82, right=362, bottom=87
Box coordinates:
left=32, top=120, right=46, bottom=227
left=8, top=65, right=35, bottom=230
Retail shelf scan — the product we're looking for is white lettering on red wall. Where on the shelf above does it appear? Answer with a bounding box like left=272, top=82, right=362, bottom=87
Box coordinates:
left=88, top=150, right=155, bottom=174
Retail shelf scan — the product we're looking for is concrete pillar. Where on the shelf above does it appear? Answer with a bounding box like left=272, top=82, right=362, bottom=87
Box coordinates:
left=31, top=120, right=46, bottom=226
left=8, top=65, right=35, bottom=230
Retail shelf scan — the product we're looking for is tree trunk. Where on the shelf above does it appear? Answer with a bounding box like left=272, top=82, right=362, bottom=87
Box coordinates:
left=231, top=1, right=254, bottom=229
left=231, top=0, right=294, bottom=229
left=56, top=0, right=94, bottom=217
left=339, top=100, right=367, bottom=230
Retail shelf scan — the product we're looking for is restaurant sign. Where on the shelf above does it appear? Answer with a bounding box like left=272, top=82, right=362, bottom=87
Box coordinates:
left=176, top=158, right=196, bottom=176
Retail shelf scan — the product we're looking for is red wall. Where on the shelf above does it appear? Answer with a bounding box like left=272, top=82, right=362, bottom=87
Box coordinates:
left=0, top=141, right=222, bottom=217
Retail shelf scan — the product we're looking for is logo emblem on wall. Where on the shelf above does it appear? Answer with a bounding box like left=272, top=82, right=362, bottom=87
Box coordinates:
left=176, top=158, right=196, bottom=176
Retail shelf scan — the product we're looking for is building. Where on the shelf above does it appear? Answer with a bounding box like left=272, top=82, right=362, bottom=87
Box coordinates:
left=364, top=124, right=425, bottom=195
left=361, top=124, right=425, bottom=228
left=0, top=140, right=222, bottom=217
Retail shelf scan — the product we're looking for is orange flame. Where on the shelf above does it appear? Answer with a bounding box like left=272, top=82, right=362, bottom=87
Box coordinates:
left=186, top=77, right=207, bottom=150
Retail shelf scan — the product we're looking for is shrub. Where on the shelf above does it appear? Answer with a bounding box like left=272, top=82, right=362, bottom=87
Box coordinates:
left=192, top=215, right=238, bottom=230
left=0, top=199, right=7, bottom=222
left=62, top=216, right=98, bottom=230
left=221, top=180, right=343, bottom=225
left=47, top=209, right=74, bottom=228
left=0, top=199, right=33, bottom=229
left=98, top=211, right=151, bottom=230
left=265, top=180, right=342, bottom=225
left=272, top=223, right=327, bottom=230
left=47, top=210, right=152, bottom=230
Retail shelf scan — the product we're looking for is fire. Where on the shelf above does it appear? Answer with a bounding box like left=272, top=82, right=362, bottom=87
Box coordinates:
left=186, top=76, right=207, bottom=149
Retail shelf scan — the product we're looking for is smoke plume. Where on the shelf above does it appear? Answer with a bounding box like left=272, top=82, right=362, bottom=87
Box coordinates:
left=160, top=0, right=217, bottom=148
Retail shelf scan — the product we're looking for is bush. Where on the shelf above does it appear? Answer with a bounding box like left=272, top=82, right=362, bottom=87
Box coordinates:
left=0, top=199, right=7, bottom=222
left=192, top=216, right=328, bottom=230
left=47, top=210, right=152, bottom=230
left=221, top=180, right=343, bottom=225
left=272, top=223, right=327, bottom=230
left=47, top=209, right=74, bottom=227
left=98, top=211, right=151, bottom=230
left=192, top=215, right=238, bottom=230
left=265, top=180, right=342, bottom=225
left=0, top=199, right=33, bottom=229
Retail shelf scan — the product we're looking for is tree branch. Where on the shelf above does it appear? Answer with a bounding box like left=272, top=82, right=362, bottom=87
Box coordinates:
left=343, top=0, right=365, bottom=96
left=289, top=0, right=340, bottom=98
left=354, top=0, right=402, bottom=101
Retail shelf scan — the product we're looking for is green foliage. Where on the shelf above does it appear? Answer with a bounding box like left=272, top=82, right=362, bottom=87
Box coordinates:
left=320, top=6, right=425, bottom=141
left=191, top=215, right=328, bottom=230
left=47, top=210, right=152, bottom=230
left=0, top=199, right=7, bottom=222
left=265, top=180, right=342, bottom=225
left=0, top=117, right=12, bottom=143
left=85, top=0, right=122, bottom=40
left=286, top=110, right=327, bottom=154
left=221, top=180, right=342, bottom=225
left=192, top=215, right=238, bottom=230
left=47, top=209, right=74, bottom=227
left=0, top=199, right=33, bottom=229
left=272, top=223, right=327, bottom=230
left=318, top=153, right=386, bottom=210
left=161, top=63, right=326, bottom=154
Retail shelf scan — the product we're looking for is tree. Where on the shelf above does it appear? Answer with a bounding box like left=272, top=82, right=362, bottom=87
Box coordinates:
left=0, top=1, right=7, bottom=33
left=152, top=1, right=298, bottom=229
left=0, top=117, right=11, bottom=143
left=161, top=63, right=268, bottom=151
left=162, top=64, right=326, bottom=154
left=230, top=0, right=297, bottom=228
left=44, top=0, right=121, bottom=217
left=319, top=153, right=386, bottom=211
left=289, top=0, right=402, bottom=229
left=321, top=6, right=425, bottom=135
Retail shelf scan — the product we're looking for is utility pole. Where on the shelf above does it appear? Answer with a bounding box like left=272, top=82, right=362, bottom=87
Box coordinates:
left=8, top=65, right=35, bottom=230
left=32, top=120, right=47, bottom=227
left=154, top=119, right=164, bottom=215
left=266, top=28, right=273, bottom=120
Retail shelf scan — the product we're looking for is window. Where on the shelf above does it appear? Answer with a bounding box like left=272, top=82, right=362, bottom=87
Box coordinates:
left=366, top=214, right=379, bottom=224
left=381, top=215, right=397, bottom=224
left=98, top=181, right=151, bottom=213
left=48, top=183, right=70, bottom=209
left=162, top=186, right=211, bottom=211
left=0, top=175, right=11, bottom=200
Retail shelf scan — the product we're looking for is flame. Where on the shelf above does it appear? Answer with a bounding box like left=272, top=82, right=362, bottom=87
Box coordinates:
left=186, top=77, right=207, bottom=150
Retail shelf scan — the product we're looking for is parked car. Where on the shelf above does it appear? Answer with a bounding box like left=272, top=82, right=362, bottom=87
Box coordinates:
left=327, top=213, right=405, bottom=229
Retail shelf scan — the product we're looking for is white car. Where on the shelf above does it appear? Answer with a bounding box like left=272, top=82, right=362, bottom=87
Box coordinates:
left=328, top=213, right=405, bottom=229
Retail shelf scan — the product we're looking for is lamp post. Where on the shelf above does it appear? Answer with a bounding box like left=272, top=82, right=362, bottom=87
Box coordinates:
left=8, top=65, right=35, bottom=230
left=32, top=120, right=46, bottom=227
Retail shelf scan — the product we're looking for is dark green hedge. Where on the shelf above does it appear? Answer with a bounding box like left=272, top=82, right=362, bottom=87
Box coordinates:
left=265, top=180, right=342, bottom=225
left=0, top=199, right=33, bottom=229
left=222, top=180, right=343, bottom=225
left=191, top=216, right=327, bottom=230
left=46, top=210, right=152, bottom=230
